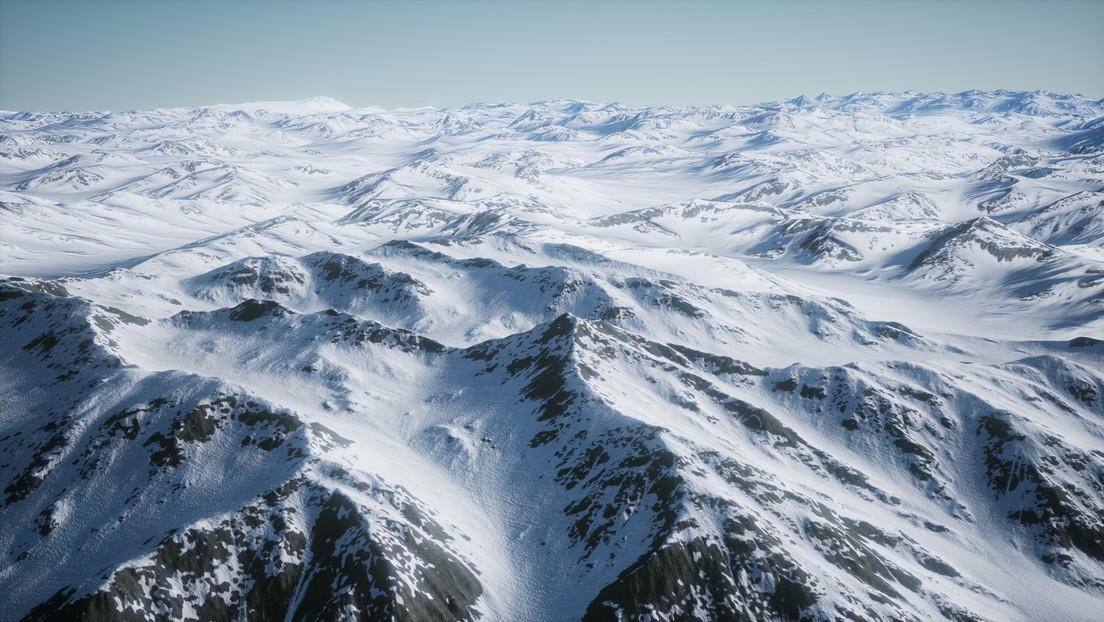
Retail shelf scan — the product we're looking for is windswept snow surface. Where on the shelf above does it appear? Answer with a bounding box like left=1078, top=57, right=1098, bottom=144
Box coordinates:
left=1, top=91, right=1103, bottom=621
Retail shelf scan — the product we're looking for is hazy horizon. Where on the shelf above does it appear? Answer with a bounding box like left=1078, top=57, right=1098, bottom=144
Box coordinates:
left=2, top=0, right=1103, bottom=112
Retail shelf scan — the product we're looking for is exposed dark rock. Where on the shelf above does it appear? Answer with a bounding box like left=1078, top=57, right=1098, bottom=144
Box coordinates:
left=1068, top=336, right=1100, bottom=348
left=228, top=299, right=288, bottom=322
left=979, top=412, right=1104, bottom=562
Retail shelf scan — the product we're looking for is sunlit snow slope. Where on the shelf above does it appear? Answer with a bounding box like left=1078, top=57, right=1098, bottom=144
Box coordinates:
left=1, top=91, right=1103, bottom=621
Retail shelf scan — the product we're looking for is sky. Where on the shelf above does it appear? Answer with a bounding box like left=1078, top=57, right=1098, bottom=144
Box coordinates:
left=1, top=0, right=1101, bottom=112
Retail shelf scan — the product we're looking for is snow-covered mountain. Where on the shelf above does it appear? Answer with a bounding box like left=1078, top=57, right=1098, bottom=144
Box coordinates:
left=1, top=91, right=1102, bottom=621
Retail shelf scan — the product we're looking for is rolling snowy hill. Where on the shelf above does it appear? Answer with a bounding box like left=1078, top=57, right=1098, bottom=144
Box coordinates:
left=1, top=91, right=1103, bottom=621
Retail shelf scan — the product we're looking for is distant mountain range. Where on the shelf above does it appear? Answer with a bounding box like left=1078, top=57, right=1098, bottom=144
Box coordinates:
left=2, top=90, right=1102, bottom=621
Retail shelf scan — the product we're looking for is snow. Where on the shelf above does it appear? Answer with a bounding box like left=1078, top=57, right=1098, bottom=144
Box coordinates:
left=1, top=91, right=1103, bottom=621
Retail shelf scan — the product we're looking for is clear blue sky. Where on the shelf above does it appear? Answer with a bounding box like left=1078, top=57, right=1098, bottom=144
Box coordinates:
left=1, top=0, right=1101, bottom=112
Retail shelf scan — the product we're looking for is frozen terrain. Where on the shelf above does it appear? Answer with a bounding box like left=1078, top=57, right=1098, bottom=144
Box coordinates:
left=1, top=91, right=1102, bottom=621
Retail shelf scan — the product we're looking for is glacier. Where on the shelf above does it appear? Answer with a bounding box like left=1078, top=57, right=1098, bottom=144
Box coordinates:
left=1, top=90, right=1103, bottom=621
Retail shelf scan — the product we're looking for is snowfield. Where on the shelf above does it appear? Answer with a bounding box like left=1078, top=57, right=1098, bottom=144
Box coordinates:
left=1, top=91, right=1102, bottom=621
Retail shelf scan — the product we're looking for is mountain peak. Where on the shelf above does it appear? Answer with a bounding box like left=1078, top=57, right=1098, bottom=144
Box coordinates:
left=209, top=95, right=353, bottom=115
